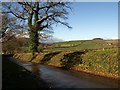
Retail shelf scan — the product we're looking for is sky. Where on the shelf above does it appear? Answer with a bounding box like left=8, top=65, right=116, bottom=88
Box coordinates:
left=52, top=2, right=118, bottom=41
left=0, top=1, right=118, bottom=42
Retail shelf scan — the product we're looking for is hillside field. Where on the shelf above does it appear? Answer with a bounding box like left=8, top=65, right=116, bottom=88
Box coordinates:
left=43, top=39, right=118, bottom=52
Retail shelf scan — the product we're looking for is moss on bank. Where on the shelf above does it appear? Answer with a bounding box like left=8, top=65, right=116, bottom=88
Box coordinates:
left=13, top=48, right=119, bottom=79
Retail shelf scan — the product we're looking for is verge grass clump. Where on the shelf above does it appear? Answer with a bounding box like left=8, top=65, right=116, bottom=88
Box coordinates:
left=14, top=53, right=33, bottom=62
left=41, top=51, right=61, bottom=64
left=47, top=51, right=73, bottom=67
left=32, top=53, right=46, bottom=63
left=74, top=48, right=118, bottom=77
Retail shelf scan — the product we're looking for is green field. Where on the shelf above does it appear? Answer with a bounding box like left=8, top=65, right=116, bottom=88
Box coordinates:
left=43, top=39, right=118, bottom=52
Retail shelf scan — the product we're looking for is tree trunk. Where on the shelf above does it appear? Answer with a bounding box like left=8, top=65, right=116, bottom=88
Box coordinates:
left=28, top=2, right=39, bottom=57
left=33, top=2, right=39, bottom=53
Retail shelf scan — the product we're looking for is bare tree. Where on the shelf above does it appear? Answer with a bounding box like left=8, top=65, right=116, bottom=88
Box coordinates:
left=0, top=14, right=15, bottom=42
left=2, top=1, right=72, bottom=55
left=0, top=13, right=26, bottom=43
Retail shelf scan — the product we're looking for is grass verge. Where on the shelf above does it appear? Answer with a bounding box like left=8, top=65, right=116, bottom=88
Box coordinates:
left=14, top=48, right=119, bottom=80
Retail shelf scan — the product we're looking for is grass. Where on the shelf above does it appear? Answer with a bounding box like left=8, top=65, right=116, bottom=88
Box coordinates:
left=74, top=48, right=118, bottom=77
left=14, top=53, right=33, bottom=62
left=44, top=40, right=118, bottom=52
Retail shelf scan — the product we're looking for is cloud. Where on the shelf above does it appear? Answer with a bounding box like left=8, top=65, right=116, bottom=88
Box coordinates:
left=41, top=37, right=64, bottom=43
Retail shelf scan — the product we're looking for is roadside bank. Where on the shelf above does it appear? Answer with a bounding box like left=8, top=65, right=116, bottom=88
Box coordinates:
left=14, top=48, right=119, bottom=80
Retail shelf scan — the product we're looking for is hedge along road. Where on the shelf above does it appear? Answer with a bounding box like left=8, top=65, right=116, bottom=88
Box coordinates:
left=9, top=57, right=118, bottom=88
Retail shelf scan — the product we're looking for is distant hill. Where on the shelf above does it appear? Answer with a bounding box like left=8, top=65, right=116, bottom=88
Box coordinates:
left=93, top=38, right=103, bottom=40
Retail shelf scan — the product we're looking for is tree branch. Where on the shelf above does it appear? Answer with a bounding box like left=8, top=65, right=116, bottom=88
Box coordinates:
left=52, top=17, right=72, bottom=29
left=40, top=22, right=49, bottom=30
left=7, top=10, right=27, bottom=20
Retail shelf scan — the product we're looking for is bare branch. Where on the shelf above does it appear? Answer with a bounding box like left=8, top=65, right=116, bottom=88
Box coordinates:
left=40, top=22, right=49, bottom=30
left=2, top=34, right=15, bottom=43
left=9, top=10, right=27, bottom=20
left=52, top=17, right=72, bottom=29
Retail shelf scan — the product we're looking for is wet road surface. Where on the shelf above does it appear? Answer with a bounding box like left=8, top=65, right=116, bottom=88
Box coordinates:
left=19, top=62, right=118, bottom=88
left=9, top=57, right=118, bottom=88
